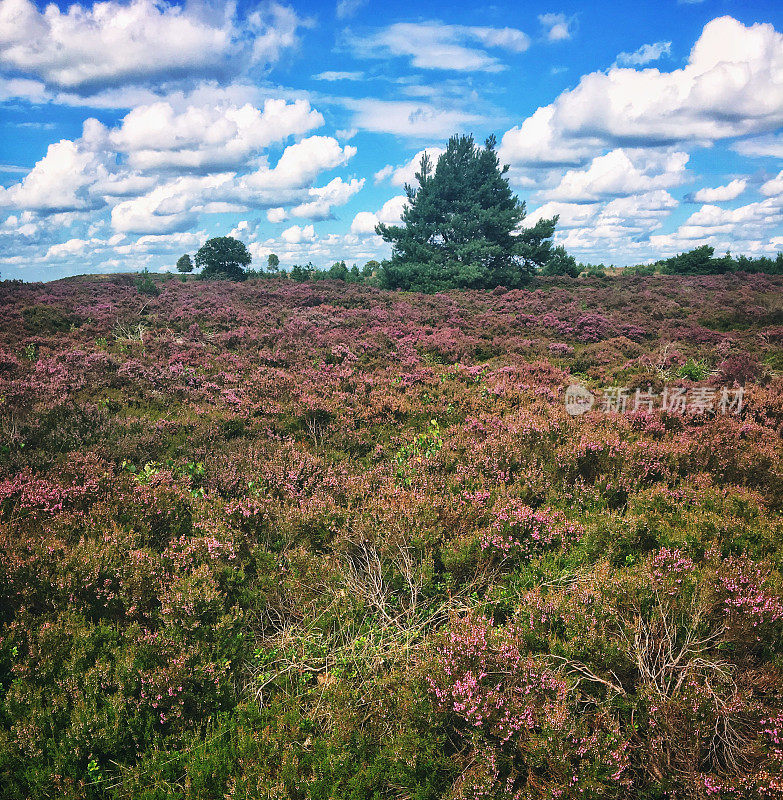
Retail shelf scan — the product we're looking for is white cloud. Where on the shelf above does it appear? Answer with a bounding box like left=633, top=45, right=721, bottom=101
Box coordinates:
left=500, top=16, right=783, bottom=170
left=374, top=148, right=446, bottom=186
left=313, top=70, right=364, bottom=81
left=281, top=223, right=315, bottom=243
left=0, top=75, right=48, bottom=102
left=244, top=136, right=357, bottom=191
left=525, top=189, right=679, bottom=262
left=760, top=170, right=783, bottom=197
left=350, top=212, right=380, bottom=235
left=373, top=165, right=394, bottom=183
left=538, top=13, right=575, bottom=42
left=110, top=175, right=229, bottom=234
left=733, top=133, right=783, bottom=159
left=115, top=230, right=204, bottom=256
left=499, top=106, right=600, bottom=168
left=352, top=22, right=530, bottom=72
left=599, top=190, right=678, bottom=226
left=107, top=98, right=323, bottom=172
left=267, top=207, right=288, bottom=223
left=246, top=3, right=307, bottom=67
left=0, top=139, right=109, bottom=212
left=546, top=149, right=689, bottom=202
left=93, top=172, right=158, bottom=198
left=44, top=237, right=99, bottom=259
left=0, top=0, right=304, bottom=92
left=650, top=193, right=783, bottom=254
left=615, top=41, right=672, bottom=66
left=290, top=177, right=364, bottom=220
left=336, top=0, right=367, bottom=20
left=692, top=179, right=747, bottom=202
left=344, top=98, right=481, bottom=139
left=229, top=220, right=250, bottom=239
left=2, top=108, right=359, bottom=236
left=525, top=200, right=601, bottom=229
left=249, top=230, right=385, bottom=268
left=350, top=195, right=408, bottom=234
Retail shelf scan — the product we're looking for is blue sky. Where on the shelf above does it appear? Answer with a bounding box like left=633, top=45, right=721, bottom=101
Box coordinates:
left=1, top=0, right=782, bottom=281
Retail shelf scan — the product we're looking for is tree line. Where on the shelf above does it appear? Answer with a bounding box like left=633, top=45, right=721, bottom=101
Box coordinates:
left=173, top=134, right=782, bottom=290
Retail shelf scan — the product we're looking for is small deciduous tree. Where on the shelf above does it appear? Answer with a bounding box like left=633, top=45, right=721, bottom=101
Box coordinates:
left=377, top=134, right=560, bottom=292
left=195, top=237, right=251, bottom=281
left=267, top=253, right=280, bottom=273
left=176, top=254, right=194, bottom=274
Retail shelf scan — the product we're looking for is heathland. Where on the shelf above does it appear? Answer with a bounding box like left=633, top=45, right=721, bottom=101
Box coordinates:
left=1, top=272, right=782, bottom=799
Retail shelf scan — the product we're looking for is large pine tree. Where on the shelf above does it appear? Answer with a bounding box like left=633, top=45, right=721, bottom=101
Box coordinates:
left=377, top=134, right=558, bottom=292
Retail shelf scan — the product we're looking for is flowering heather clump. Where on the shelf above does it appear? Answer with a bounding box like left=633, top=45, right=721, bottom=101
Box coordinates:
left=0, top=273, right=781, bottom=799
left=481, top=501, right=584, bottom=559
left=429, top=614, right=567, bottom=741
left=429, top=613, right=633, bottom=797
left=719, top=557, right=783, bottom=630
left=650, top=546, right=696, bottom=590
left=547, top=342, right=574, bottom=357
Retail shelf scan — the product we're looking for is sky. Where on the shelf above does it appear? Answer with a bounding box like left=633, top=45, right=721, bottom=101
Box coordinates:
left=0, top=0, right=782, bottom=281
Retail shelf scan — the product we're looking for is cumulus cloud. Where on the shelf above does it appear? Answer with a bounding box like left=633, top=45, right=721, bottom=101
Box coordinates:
left=290, top=177, right=364, bottom=220
left=499, top=106, right=600, bottom=168
left=115, top=230, right=204, bottom=256
left=44, top=237, right=100, bottom=260
left=243, top=136, right=357, bottom=191
left=525, top=189, right=679, bottom=262
left=538, top=13, right=576, bottom=42
left=0, top=98, right=356, bottom=234
left=351, top=22, right=530, bottom=72
left=267, top=207, right=288, bottom=223
left=649, top=191, right=783, bottom=255
left=0, top=75, right=48, bottom=102
left=106, top=98, right=323, bottom=172
left=599, top=190, right=679, bottom=226
left=374, top=148, right=446, bottom=186
left=110, top=175, right=229, bottom=234
left=248, top=229, right=384, bottom=268
left=281, top=223, right=315, bottom=243
left=0, top=139, right=109, bottom=212
left=545, top=149, right=689, bottom=202
left=0, top=0, right=304, bottom=92
left=101, top=134, right=358, bottom=235
left=615, top=41, right=672, bottom=66
left=350, top=195, right=408, bottom=234
left=692, top=179, right=747, bottom=202
left=524, top=200, right=601, bottom=229
left=500, top=16, right=783, bottom=169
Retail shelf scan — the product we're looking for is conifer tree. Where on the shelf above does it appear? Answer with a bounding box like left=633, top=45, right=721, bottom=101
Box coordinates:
left=377, top=134, right=558, bottom=291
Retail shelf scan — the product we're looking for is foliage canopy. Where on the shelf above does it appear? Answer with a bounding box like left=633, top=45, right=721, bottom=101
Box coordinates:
left=377, top=134, right=559, bottom=292
left=195, top=237, right=251, bottom=281
left=654, top=245, right=783, bottom=276
left=176, top=254, right=193, bottom=274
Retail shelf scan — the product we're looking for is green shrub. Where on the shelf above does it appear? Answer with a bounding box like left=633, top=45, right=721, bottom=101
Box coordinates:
left=22, top=305, right=80, bottom=333
left=135, top=269, right=160, bottom=297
